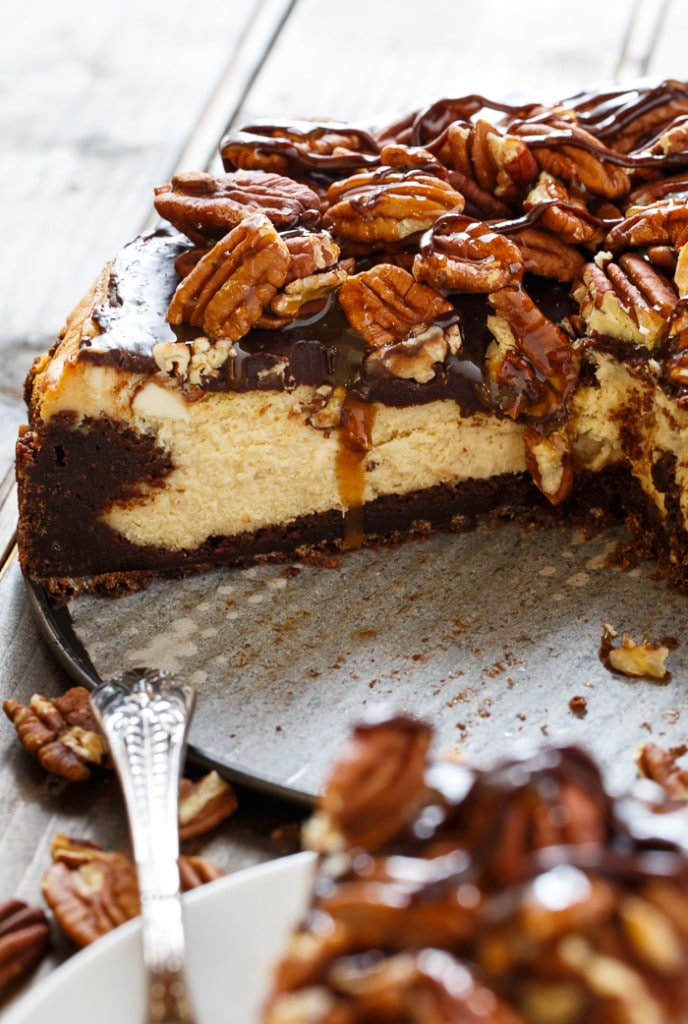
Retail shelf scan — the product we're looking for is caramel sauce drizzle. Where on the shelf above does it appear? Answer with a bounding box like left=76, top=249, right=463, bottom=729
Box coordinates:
left=337, top=393, right=376, bottom=548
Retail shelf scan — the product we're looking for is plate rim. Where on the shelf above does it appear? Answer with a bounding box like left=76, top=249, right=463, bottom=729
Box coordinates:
left=3, top=849, right=317, bottom=1024
left=25, top=578, right=314, bottom=807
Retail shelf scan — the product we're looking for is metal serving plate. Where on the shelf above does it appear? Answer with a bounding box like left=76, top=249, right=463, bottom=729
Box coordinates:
left=28, top=522, right=688, bottom=805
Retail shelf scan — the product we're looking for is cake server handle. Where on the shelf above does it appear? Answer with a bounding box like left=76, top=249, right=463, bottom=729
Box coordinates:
left=90, top=668, right=197, bottom=1024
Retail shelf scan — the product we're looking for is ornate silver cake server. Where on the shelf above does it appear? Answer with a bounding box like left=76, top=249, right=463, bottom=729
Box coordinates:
left=91, top=668, right=197, bottom=1024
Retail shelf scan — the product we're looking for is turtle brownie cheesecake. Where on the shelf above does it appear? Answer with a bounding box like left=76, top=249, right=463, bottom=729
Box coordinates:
left=15, top=78, right=688, bottom=601
left=262, top=715, right=688, bottom=1024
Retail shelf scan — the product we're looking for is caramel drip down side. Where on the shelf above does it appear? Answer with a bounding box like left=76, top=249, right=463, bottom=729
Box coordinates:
left=337, top=394, right=377, bottom=548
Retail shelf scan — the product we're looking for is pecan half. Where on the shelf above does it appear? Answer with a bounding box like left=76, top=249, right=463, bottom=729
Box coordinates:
left=441, top=119, right=538, bottom=205
left=523, top=171, right=605, bottom=247
left=304, top=717, right=432, bottom=853
left=43, top=835, right=223, bottom=947
left=154, top=170, right=321, bottom=245
left=43, top=835, right=141, bottom=947
left=505, top=226, right=586, bottom=282
left=606, top=197, right=688, bottom=251
left=167, top=215, right=290, bottom=341
left=573, top=253, right=677, bottom=348
left=338, top=263, right=457, bottom=349
left=3, top=687, right=109, bottom=781
left=483, top=285, right=578, bottom=420
left=413, top=213, right=524, bottom=292
left=178, top=770, right=237, bottom=841
left=0, top=900, right=50, bottom=992
left=635, top=743, right=688, bottom=800
left=514, top=119, right=631, bottom=200
left=323, top=167, right=464, bottom=245
left=221, top=120, right=381, bottom=178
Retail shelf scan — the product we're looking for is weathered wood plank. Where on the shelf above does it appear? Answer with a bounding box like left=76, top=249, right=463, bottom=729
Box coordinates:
left=234, top=0, right=640, bottom=127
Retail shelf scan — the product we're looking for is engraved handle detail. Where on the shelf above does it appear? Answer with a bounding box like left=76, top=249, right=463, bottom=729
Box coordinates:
left=91, top=668, right=196, bottom=1024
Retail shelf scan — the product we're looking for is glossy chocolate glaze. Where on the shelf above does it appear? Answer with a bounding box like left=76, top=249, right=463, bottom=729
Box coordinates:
left=76, top=223, right=581, bottom=421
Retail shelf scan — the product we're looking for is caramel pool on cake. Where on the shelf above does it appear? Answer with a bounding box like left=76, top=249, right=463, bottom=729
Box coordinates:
left=16, top=79, right=688, bottom=600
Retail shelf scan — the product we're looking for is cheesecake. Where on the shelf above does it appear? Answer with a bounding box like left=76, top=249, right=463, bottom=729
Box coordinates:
left=262, top=715, right=688, bottom=1024
left=16, top=78, right=688, bottom=601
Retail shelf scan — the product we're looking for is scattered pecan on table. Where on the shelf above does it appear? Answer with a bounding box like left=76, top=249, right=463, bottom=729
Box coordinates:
left=42, top=834, right=223, bottom=948
left=4, top=686, right=237, bottom=836
left=0, top=900, right=50, bottom=994
left=3, top=686, right=109, bottom=781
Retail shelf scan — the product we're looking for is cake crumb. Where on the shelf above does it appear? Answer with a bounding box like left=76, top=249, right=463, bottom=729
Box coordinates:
left=569, top=695, right=588, bottom=716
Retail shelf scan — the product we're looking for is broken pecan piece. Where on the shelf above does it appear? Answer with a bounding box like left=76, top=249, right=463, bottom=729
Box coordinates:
left=323, top=167, right=464, bottom=245
left=167, top=214, right=290, bottom=341
left=154, top=169, right=321, bottom=244
left=636, top=742, right=688, bottom=800
left=178, top=770, right=237, bottom=841
left=3, top=686, right=109, bottom=781
left=483, top=284, right=578, bottom=421
left=43, top=835, right=223, bottom=947
left=0, top=900, right=50, bottom=992
left=338, top=263, right=458, bottom=350
left=523, top=426, right=574, bottom=505
left=413, top=212, right=524, bottom=292
left=283, top=230, right=340, bottom=283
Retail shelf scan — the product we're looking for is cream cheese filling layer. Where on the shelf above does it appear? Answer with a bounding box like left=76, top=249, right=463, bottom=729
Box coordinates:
left=102, top=386, right=527, bottom=552
left=572, top=351, right=688, bottom=532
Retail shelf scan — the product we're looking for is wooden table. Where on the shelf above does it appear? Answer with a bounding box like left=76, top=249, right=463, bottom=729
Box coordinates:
left=1, top=0, right=687, bottom=1009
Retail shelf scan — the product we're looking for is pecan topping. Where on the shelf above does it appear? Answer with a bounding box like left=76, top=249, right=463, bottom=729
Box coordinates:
left=606, top=196, right=688, bottom=251
left=3, top=686, right=109, bottom=781
left=338, top=264, right=457, bottom=349
left=154, top=169, right=321, bottom=244
left=221, top=120, right=381, bottom=178
left=283, top=230, right=340, bottom=283
left=178, top=770, right=237, bottom=841
left=270, top=266, right=349, bottom=320
left=0, top=900, right=50, bottom=992
left=304, top=716, right=432, bottom=853
left=523, top=426, right=574, bottom=505
left=413, top=213, right=524, bottom=292
left=523, top=171, right=605, bottom=246
left=514, top=120, right=631, bottom=200
left=484, top=284, right=578, bottom=421
left=574, top=253, right=678, bottom=348
left=167, top=215, right=290, bottom=341
left=441, top=119, right=538, bottom=205
left=323, top=167, right=464, bottom=245
left=636, top=742, right=688, bottom=800
left=505, top=226, right=586, bottom=281
left=43, top=835, right=223, bottom=947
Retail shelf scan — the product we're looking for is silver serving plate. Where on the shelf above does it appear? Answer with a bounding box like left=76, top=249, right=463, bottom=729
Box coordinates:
left=27, top=521, right=688, bottom=804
